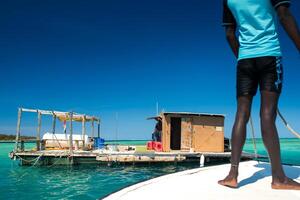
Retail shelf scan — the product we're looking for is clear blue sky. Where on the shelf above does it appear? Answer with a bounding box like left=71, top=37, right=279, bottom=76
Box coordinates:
left=0, top=0, right=299, bottom=139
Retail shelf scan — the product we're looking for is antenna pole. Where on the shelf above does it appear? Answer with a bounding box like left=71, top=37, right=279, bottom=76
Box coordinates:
left=115, top=112, right=118, bottom=144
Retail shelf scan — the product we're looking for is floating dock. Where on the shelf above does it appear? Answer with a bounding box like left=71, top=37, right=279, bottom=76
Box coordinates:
left=9, top=108, right=266, bottom=166
left=9, top=148, right=263, bottom=166
left=103, top=161, right=300, bottom=200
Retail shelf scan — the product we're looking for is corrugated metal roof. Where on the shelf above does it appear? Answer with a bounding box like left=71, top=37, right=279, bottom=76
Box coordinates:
left=162, top=112, right=225, bottom=117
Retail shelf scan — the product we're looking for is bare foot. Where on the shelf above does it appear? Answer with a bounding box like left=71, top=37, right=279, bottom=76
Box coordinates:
left=272, top=177, right=300, bottom=190
left=218, top=175, right=238, bottom=188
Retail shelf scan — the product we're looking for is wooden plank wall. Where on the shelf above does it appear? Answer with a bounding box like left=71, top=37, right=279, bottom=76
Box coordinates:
left=181, top=117, right=193, bottom=151
left=192, top=116, right=224, bottom=152
left=162, top=115, right=171, bottom=152
left=192, top=125, right=224, bottom=152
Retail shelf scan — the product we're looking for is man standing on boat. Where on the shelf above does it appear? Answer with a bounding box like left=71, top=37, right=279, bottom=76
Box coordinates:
left=218, top=0, right=300, bottom=189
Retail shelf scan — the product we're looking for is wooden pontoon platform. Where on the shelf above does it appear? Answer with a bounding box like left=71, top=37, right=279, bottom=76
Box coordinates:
left=9, top=108, right=266, bottom=166
left=9, top=149, right=265, bottom=166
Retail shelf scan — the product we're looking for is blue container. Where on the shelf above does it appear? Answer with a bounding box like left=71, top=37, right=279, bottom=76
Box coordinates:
left=94, top=137, right=105, bottom=149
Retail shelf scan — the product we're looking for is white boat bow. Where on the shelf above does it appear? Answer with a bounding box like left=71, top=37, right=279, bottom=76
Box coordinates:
left=103, top=161, right=300, bottom=200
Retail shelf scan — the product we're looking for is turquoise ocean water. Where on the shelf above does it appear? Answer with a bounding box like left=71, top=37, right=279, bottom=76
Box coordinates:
left=0, top=139, right=299, bottom=200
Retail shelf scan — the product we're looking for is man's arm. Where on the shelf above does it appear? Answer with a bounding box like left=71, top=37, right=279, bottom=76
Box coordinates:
left=222, top=0, right=239, bottom=58
left=225, top=26, right=239, bottom=58
left=276, top=6, right=300, bottom=52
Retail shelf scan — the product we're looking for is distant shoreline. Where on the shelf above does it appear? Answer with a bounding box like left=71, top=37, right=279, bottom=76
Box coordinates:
left=0, top=140, right=36, bottom=143
left=0, top=140, right=16, bottom=143
left=0, top=134, right=35, bottom=142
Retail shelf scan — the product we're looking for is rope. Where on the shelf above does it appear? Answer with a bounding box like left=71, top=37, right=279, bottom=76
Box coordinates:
left=52, top=133, right=63, bottom=149
left=249, top=116, right=258, bottom=160
left=32, top=154, right=43, bottom=166
left=15, top=153, right=44, bottom=182
left=15, top=151, right=70, bottom=170
left=52, top=112, right=63, bottom=149
left=47, top=151, right=69, bottom=168
left=277, top=109, right=300, bottom=139
left=248, top=109, right=300, bottom=164
left=15, top=153, right=43, bottom=163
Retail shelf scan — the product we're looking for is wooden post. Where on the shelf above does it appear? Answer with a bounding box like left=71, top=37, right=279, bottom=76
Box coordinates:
left=36, top=111, right=42, bottom=151
left=52, top=113, right=56, bottom=134
left=15, top=108, right=22, bottom=151
left=69, top=112, right=73, bottom=155
left=91, top=119, right=95, bottom=139
left=82, top=115, right=86, bottom=148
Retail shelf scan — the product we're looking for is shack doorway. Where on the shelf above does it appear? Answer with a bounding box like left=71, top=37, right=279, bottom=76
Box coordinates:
left=170, top=117, right=181, bottom=150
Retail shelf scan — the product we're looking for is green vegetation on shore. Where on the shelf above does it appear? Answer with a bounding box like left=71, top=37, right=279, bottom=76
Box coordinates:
left=0, top=134, right=35, bottom=141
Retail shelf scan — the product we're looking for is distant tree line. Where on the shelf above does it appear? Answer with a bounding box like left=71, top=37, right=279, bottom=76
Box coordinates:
left=0, top=134, right=35, bottom=141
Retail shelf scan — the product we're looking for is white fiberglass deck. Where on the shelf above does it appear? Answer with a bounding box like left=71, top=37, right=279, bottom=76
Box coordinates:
left=103, top=161, right=300, bottom=200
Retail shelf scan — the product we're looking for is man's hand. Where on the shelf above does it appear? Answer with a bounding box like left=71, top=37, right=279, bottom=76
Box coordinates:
left=277, top=6, right=300, bottom=53
left=225, top=26, right=239, bottom=58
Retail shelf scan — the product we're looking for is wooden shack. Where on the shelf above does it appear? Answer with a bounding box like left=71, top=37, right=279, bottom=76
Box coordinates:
left=160, top=112, right=225, bottom=153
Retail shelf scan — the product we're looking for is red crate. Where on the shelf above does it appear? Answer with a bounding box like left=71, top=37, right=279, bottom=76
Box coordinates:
left=147, top=141, right=154, bottom=150
left=153, top=142, right=163, bottom=152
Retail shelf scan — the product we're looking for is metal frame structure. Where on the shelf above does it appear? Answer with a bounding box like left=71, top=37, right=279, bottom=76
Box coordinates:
left=14, top=108, right=101, bottom=154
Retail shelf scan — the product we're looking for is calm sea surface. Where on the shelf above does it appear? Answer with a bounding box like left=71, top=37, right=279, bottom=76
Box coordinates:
left=0, top=139, right=299, bottom=200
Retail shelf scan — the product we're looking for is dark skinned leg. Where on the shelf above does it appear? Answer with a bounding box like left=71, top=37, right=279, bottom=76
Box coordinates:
left=218, top=95, right=253, bottom=188
left=260, top=91, right=300, bottom=190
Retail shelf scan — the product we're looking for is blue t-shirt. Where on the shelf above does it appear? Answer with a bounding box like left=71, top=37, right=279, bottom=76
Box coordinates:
left=222, top=0, right=291, bottom=60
